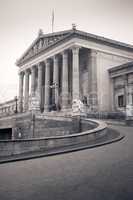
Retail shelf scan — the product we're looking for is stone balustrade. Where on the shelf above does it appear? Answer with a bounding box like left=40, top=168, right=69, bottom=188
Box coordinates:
left=0, top=99, right=19, bottom=117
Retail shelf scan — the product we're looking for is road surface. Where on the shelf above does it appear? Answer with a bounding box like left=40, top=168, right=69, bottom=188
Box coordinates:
left=0, top=125, right=133, bottom=200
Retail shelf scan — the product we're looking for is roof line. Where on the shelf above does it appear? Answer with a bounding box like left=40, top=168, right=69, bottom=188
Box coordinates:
left=109, top=61, right=133, bottom=72
left=16, top=28, right=133, bottom=66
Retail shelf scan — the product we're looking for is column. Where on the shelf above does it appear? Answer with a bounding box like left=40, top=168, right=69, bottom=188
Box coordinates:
left=31, top=66, right=36, bottom=96
left=88, top=49, right=98, bottom=110
left=24, top=69, right=30, bottom=111
left=123, top=74, right=128, bottom=106
left=62, top=50, right=69, bottom=109
left=72, top=46, right=80, bottom=101
left=37, top=63, right=43, bottom=107
left=18, top=71, right=24, bottom=112
left=53, top=55, right=59, bottom=109
left=44, top=59, right=50, bottom=111
left=128, top=88, right=132, bottom=105
left=110, top=78, right=115, bottom=111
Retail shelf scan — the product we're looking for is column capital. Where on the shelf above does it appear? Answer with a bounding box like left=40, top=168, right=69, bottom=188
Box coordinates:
left=18, top=71, right=24, bottom=77
left=53, top=54, right=59, bottom=62
left=37, top=62, right=43, bottom=71
left=62, top=50, right=68, bottom=59
left=25, top=68, right=30, bottom=75
left=71, top=45, right=80, bottom=54
left=45, top=59, right=51, bottom=66
left=31, top=65, right=36, bottom=71
left=90, top=49, right=98, bottom=57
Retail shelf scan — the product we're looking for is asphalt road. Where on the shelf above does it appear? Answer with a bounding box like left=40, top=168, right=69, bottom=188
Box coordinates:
left=0, top=125, right=133, bottom=200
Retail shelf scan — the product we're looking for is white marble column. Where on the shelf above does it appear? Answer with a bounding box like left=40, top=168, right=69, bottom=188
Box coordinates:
left=128, top=87, right=133, bottom=105
left=24, top=69, right=30, bottom=111
left=31, top=66, right=36, bottom=96
left=53, top=55, right=59, bottom=109
left=18, top=71, right=24, bottom=112
left=123, top=74, right=128, bottom=106
left=90, top=50, right=97, bottom=94
left=88, top=49, right=98, bottom=111
left=62, top=50, right=69, bottom=109
left=37, top=63, right=43, bottom=107
left=44, top=59, right=50, bottom=111
left=72, top=46, right=80, bottom=101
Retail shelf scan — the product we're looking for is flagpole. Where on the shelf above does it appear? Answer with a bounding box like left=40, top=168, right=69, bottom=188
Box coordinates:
left=52, top=9, right=54, bottom=33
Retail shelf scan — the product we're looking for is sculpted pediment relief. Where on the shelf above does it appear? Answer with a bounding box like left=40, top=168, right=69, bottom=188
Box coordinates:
left=18, top=33, right=69, bottom=65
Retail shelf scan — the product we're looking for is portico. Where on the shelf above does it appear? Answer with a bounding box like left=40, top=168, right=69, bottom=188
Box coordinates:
left=16, top=27, right=133, bottom=116
left=18, top=45, right=83, bottom=113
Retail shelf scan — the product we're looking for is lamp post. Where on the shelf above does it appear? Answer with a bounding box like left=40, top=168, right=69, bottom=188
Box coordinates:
left=14, top=96, right=18, bottom=113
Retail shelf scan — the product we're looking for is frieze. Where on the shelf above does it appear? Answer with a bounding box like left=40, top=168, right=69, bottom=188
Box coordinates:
left=18, top=35, right=66, bottom=65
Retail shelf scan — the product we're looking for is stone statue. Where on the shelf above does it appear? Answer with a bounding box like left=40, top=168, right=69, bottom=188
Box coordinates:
left=126, top=104, right=133, bottom=117
left=72, top=99, right=87, bottom=116
left=29, top=95, right=40, bottom=112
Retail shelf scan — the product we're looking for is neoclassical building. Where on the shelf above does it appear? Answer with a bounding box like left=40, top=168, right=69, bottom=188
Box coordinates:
left=16, top=27, right=133, bottom=116
left=109, top=61, right=133, bottom=112
left=0, top=27, right=133, bottom=139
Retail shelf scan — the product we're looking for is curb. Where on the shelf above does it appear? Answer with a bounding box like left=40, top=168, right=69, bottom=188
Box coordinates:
left=0, top=131, right=124, bottom=164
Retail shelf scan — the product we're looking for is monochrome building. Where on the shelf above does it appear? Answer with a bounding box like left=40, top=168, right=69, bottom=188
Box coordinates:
left=0, top=27, right=133, bottom=139
left=16, top=27, right=133, bottom=116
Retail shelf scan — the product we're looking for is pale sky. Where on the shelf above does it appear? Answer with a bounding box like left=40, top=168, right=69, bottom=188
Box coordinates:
left=0, top=0, right=133, bottom=102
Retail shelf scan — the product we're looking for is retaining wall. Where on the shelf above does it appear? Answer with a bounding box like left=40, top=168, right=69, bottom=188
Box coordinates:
left=0, top=119, right=107, bottom=157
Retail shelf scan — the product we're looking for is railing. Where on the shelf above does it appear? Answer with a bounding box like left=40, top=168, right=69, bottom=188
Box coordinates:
left=0, top=99, right=18, bottom=118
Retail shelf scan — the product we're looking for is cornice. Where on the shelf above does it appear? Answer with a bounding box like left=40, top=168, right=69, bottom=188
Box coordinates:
left=16, top=29, right=133, bottom=67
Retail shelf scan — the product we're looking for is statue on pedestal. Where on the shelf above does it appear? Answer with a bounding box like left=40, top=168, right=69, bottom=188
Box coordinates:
left=126, top=104, right=133, bottom=119
left=29, top=94, right=40, bottom=112
left=72, top=99, right=87, bottom=117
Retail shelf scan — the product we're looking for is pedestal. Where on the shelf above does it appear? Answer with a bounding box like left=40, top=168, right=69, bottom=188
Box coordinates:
left=72, top=99, right=87, bottom=117
left=29, top=96, right=40, bottom=113
left=126, top=104, right=133, bottom=126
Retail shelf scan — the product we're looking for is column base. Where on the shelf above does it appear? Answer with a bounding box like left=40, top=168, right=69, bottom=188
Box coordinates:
left=29, top=96, right=40, bottom=113
left=44, top=105, right=50, bottom=112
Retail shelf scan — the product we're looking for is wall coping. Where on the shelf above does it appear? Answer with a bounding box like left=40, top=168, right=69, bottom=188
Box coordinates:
left=0, top=119, right=107, bottom=142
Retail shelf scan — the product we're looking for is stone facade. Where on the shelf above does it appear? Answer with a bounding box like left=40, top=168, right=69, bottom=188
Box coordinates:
left=16, top=28, right=133, bottom=115
left=109, top=61, right=133, bottom=112
left=0, top=27, right=133, bottom=139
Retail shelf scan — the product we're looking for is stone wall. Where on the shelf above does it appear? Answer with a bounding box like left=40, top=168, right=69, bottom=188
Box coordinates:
left=0, top=113, right=82, bottom=139
left=33, top=116, right=81, bottom=137
left=0, top=119, right=107, bottom=157
left=97, top=52, right=131, bottom=112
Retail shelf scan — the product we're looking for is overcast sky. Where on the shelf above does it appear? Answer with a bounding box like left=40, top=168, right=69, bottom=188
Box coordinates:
left=0, top=0, right=133, bottom=102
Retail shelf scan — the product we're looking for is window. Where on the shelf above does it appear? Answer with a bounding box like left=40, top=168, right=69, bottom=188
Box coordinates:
left=118, top=95, right=124, bottom=107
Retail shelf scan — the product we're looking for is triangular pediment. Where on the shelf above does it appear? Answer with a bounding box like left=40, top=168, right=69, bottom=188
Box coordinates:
left=17, top=30, right=72, bottom=66
left=16, top=28, right=133, bottom=66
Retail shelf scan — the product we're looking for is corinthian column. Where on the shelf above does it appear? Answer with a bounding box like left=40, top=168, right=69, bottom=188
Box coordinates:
left=44, top=59, right=50, bottom=111
left=62, top=50, right=69, bottom=109
left=88, top=49, right=98, bottom=111
left=37, top=63, right=43, bottom=107
left=31, top=66, right=36, bottom=96
left=72, top=46, right=80, bottom=101
left=18, top=71, right=24, bottom=112
left=53, top=55, right=59, bottom=109
left=24, top=69, right=30, bottom=111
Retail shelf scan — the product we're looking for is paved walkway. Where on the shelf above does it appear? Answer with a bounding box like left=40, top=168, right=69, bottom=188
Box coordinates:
left=0, top=125, right=132, bottom=200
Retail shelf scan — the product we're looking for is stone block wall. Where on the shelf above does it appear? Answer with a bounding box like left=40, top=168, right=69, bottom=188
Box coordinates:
left=33, top=116, right=81, bottom=137
left=0, top=119, right=107, bottom=157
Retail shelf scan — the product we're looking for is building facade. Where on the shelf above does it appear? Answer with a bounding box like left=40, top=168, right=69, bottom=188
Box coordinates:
left=16, top=27, right=133, bottom=116
left=0, top=27, right=133, bottom=139
left=109, top=61, right=133, bottom=112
